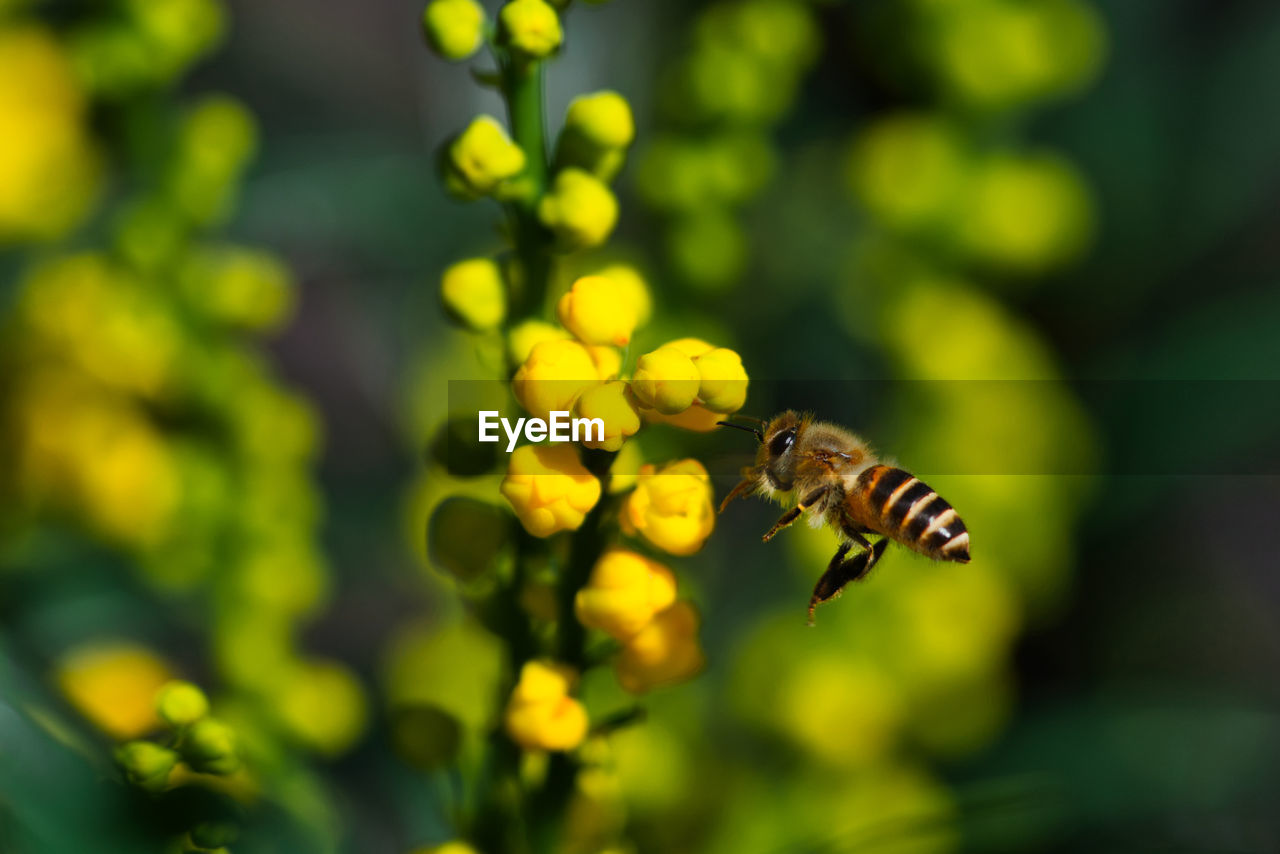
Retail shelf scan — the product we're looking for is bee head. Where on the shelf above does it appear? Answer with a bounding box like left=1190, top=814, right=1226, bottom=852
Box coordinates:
left=758, top=411, right=802, bottom=490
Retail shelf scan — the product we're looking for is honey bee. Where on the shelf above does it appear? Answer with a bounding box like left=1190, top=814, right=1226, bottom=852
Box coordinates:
left=718, top=411, right=970, bottom=623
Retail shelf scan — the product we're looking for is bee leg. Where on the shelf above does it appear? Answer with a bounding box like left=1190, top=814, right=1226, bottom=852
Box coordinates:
left=840, top=523, right=875, bottom=552
left=762, top=486, right=828, bottom=542
left=718, top=474, right=760, bottom=514
left=807, top=539, right=889, bottom=625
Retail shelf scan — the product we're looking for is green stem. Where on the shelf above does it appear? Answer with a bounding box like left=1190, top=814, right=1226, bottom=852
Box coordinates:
left=502, top=58, right=553, bottom=318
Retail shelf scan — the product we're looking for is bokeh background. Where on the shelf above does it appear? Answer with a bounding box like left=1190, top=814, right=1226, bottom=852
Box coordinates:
left=2, top=0, right=1280, bottom=852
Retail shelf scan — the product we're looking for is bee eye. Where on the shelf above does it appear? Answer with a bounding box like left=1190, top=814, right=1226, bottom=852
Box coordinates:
left=768, top=428, right=796, bottom=457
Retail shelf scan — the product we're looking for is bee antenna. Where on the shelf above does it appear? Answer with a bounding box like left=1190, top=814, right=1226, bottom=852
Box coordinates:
left=717, top=421, right=763, bottom=441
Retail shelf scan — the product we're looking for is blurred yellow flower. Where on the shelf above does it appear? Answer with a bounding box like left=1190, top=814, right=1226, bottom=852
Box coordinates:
left=556, top=274, right=639, bottom=347
left=574, top=381, right=640, bottom=452
left=447, top=115, right=527, bottom=198
left=410, top=843, right=482, bottom=854
left=574, top=549, right=677, bottom=639
left=538, top=168, right=618, bottom=250
left=630, top=345, right=701, bottom=415
left=621, top=459, right=714, bottom=555
left=57, top=642, right=174, bottom=739
left=501, top=445, right=601, bottom=537
left=512, top=338, right=600, bottom=421
left=155, top=680, right=210, bottom=728
left=440, top=258, right=507, bottom=331
left=499, top=0, right=563, bottom=58
left=183, top=716, right=241, bottom=774
left=504, top=660, right=589, bottom=751
left=848, top=113, right=968, bottom=233
left=422, top=0, right=487, bottom=61
left=615, top=601, right=705, bottom=694
left=0, top=26, right=101, bottom=243
left=607, top=441, right=644, bottom=494
left=508, top=319, right=570, bottom=366
left=271, top=658, right=369, bottom=757
left=116, top=741, right=179, bottom=793
left=692, top=347, right=748, bottom=413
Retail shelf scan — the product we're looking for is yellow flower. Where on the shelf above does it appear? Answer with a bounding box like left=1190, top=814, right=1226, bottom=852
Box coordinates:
left=587, top=345, right=622, bottom=381
left=575, top=549, right=677, bottom=639
left=508, top=319, right=569, bottom=365
left=616, top=601, right=705, bottom=694
left=501, top=445, right=601, bottom=537
left=447, top=115, right=526, bottom=198
left=693, top=347, right=748, bottom=413
left=661, top=337, right=715, bottom=358
left=630, top=345, right=701, bottom=415
left=57, top=642, right=174, bottom=739
left=556, top=274, right=638, bottom=347
left=504, top=660, right=589, bottom=751
left=499, top=0, right=563, bottom=59
left=155, top=680, right=209, bottom=728
left=590, top=263, right=651, bottom=326
left=538, top=168, right=618, bottom=250
left=511, top=338, right=601, bottom=421
left=574, top=382, right=640, bottom=452
left=557, top=91, right=635, bottom=179
left=422, top=0, right=486, bottom=61
left=440, top=258, right=506, bottom=331
left=271, top=658, right=369, bottom=757
left=641, top=403, right=724, bottom=433
left=565, top=91, right=635, bottom=149
left=621, top=459, right=715, bottom=555
left=0, top=26, right=101, bottom=243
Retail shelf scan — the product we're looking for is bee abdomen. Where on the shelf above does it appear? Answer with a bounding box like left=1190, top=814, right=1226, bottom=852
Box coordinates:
left=858, top=465, right=970, bottom=562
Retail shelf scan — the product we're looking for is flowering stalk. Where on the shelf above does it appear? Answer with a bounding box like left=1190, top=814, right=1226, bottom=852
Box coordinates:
left=425, top=1, right=746, bottom=850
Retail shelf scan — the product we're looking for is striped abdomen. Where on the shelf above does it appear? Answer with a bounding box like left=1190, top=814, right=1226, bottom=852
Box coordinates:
left=854, top=465, right=970, bottom=562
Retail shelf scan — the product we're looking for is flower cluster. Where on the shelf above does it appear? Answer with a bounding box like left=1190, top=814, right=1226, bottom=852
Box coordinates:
left=0, top=9, right=366, bottom=787
left=635, top=0, right=820, bottom=290
left=114, top=679, right=241, bottom=792
left=575, top=550, right=705, bottom=693
left=504, top=660, right=590, bottom=751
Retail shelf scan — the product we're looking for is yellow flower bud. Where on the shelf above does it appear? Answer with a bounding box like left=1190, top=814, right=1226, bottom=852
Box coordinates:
left=155, top=680, right=209, bottom=728
left=641, top=402, right=724, bottom=433
left=693, top=347, right=748, bottom=413
left=556, top=275, right=638, bottom=347
left=574, top=381, right=640, bottom=452
left=630, top=345, right=701, bottom=415
left=499, top=0, right=563, bottom=59
left=565, top=91, right=635, bottom=149
left=508, top=319, right=569, bottom=365
left=615, top=601, right=705, bottom=694
left=440, top=258, right=506, bottom=331
left=117, top=741, right=179, bottom=793
left=505, top=660, right=589, bottom=751
left=621, top=459, right=715, bottom=555
left=422, top=0, right=486, bottom=61
left=447, top=116, right=526, bottom=198
left=183, top=717, right=241, bottom=775
left=557, top=91, right=635, bottom=178
left=587, top=345, right=622, bottom=381
left=511, top=338, right=600, bottom=421
left=574, top=549, right=677, bottom=639
left=591, top=263, right=651, bottom=327
left=501, top=444, right=601, bottom=537
left=538, top=168, right=619, bottom=251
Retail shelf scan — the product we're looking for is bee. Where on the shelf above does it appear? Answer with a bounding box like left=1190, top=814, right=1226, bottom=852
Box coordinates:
left=718, top=411, right=970, bottom=623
